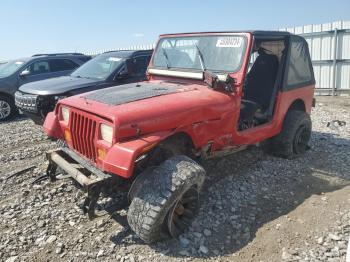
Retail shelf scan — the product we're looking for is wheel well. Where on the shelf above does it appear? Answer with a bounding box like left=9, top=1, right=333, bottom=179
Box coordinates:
left=0, top=92, right=14, bottom=101
left=135, top=132, right=195, bottom=175
left=288, top=99, right=306, bottom=112
left=160, top=132, right=195, bottom=155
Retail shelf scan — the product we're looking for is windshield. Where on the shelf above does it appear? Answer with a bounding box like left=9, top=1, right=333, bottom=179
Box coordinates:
left=153, top=35, right=247, bottom=73
left=0, top=60, right=25, bottom=78
left=71, top=53, right=124, bottom=80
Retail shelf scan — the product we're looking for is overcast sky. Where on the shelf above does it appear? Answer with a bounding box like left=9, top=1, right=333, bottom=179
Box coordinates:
left=0, top=0, right=349, bottom=60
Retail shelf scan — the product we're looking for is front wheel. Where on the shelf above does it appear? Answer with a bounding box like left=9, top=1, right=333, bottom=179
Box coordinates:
left=127, top=155, right=206, bottom=243
left=265, top=110, right=312, bottom=159
left=0, top=95, right=17, bottom=121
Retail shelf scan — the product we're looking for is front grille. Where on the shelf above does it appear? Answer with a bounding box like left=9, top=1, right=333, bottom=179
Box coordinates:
left=70, top=111, right=97, bottom=161
left=15, top=92, right=38, bottom=112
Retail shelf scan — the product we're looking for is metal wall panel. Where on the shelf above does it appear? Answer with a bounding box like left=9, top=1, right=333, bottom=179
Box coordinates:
left=281, top=20, right=350, bottom=95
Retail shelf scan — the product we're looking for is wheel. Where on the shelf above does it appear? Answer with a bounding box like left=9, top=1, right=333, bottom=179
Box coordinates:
left=266, top=110, right=311, bottom=159
left=127, top=155, right=206, bottom=243
left=0, top=95, right=17, bottom=121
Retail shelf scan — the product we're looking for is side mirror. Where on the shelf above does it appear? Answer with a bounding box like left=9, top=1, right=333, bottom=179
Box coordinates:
left=203, top=71, right=236, bottom=92
left=117, top=70, right=129, bottom=79
left=114, top=65, right=129, bottom=80
left=19, top=69, right=30, bottom=77
left=223, top=74, right=237, bottom=92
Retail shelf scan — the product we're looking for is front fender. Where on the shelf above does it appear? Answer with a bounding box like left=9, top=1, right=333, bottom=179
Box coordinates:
left=101, top=130, right=174, bottom=178
left=43, top=112, right=63, bottom=139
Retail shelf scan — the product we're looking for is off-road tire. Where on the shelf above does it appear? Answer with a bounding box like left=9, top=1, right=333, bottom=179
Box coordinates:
left=0, top=95, right=17, bottom=121
left=127, top=155, right=206, bottom=243
left=266, top=110, right=311, bottom=159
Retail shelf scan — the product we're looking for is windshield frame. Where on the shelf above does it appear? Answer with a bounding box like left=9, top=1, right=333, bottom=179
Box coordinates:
left=150, top=33, right=248, bottom=75
left=70, top=53, right=125, bottom=81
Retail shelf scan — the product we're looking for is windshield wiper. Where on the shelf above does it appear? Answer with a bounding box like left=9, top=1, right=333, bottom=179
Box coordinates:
left=194, top=43, right=206, bottom=72
left=73, top=75, right=95, bottom=80
left=161, top=48, right=171, bottom=69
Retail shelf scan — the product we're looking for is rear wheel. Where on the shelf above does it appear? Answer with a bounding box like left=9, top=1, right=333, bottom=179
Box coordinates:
left=266, top=110, right=311, bottom=159
left=0, top=95, right=17, bottom=121
left=127, top=155, right=205, bottom=243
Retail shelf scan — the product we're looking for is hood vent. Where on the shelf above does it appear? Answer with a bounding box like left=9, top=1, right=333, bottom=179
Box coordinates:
left=83, top=82, right=183, bottom=106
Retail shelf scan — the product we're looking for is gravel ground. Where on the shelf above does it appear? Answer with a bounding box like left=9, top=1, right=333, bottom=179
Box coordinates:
left=0, top=96, right=349, bottom=262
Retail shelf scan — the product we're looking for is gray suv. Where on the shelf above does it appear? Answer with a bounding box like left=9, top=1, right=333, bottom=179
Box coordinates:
left=0, top=53, right=91, bottom=121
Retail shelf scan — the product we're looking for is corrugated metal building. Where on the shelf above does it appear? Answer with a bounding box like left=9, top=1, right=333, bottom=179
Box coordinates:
left=280, top=20, right=350, bottom=96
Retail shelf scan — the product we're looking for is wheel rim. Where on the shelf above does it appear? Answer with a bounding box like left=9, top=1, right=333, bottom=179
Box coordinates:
left=293, top=124, right=310, bottom=155
left=0, top=100, right=11, bottom=120
left=167, top=186, right=199, bottom=238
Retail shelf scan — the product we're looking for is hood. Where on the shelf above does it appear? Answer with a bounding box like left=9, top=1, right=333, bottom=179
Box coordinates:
left=59, top=80, right=236, bottom=140
left=19, top=76, right=101, bottom=95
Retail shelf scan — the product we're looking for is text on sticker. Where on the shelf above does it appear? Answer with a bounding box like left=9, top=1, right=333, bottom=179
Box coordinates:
left=216, top=37, right=242, bottom=48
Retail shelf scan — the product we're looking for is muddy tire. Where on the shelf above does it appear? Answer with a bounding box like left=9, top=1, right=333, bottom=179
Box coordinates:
left=127, top=155, right=206, bottom=243
left=266, top=110, right=311, bottom=159
left=0, top=95, right=17, bottom=121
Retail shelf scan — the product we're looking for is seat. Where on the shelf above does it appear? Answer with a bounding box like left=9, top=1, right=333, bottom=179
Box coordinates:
left=38, top=65, right=48, bottom=74
left=240, top=100, right=261, bottom=122
left=244, top=48, right=279, bottom=112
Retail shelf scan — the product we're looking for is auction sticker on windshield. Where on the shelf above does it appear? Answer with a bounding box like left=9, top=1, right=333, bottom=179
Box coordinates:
left=216, top=37, right=242, bottom=48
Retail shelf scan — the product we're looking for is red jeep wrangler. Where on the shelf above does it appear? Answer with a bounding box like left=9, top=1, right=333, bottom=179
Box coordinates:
left=43, top=31, right=315, bottom=243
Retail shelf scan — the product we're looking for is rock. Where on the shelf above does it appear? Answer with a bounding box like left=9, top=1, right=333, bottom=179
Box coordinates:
left=199, top=245, right=208, bottom=254
left=129, top=254, right=135, bottom=262
left=5, top=257, right=18, bottom=262
left=282, top=248, right=292, bottom=260
left=213, top=249, right=220, bottom=256
left=179, top=237, right=190, bottom=247
left=97, top=249, right=104, bottom=258
left=96, top=219, right=106, bottom=228
left=35, top=236, right=46, bottom=245
left=317, top=237, right=324, bottom=245
left=37, top=221, right=45, bottom=228
left=193, top=232, right=202, bottom=239
left=56, top=246, right=63, bottom=254
left=46, top=235, right=57, bottom=244
left=203, top=229, right=212, bottom=236
left=329, top=233, right=341, bottom=241
left=179, top=250, right=190, bottom=256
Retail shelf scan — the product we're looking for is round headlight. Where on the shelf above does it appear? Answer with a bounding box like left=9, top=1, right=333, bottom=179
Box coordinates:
left=100, top=124, right=113, bottom=144
left=61, top=107, right=70, bottom=125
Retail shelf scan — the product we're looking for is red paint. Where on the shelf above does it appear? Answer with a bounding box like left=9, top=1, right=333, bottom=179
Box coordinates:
left=44, top=32, right=315, bottom=179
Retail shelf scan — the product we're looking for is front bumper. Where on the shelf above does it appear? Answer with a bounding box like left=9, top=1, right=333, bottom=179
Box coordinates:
left=46, top=147, right=111, bottom=187
left=46, top=147, right=113, bottom=218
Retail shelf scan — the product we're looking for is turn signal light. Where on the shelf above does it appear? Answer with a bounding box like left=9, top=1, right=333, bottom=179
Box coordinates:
left=64, top=129, right=72, bottom=143
left=98, top=148, right=107, bottom=160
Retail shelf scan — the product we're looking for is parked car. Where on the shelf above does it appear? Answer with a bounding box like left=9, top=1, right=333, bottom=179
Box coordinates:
left=0, top=53, right=91, bottom=121
left=15, top=50, right=153, bottom=124
left=43, top=31, right=315, bottom=243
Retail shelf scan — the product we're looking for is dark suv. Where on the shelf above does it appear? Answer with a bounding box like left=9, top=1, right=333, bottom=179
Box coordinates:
left=16, top=50, right=153, bottom=124
left=0, top=53, right=90, bottom=121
